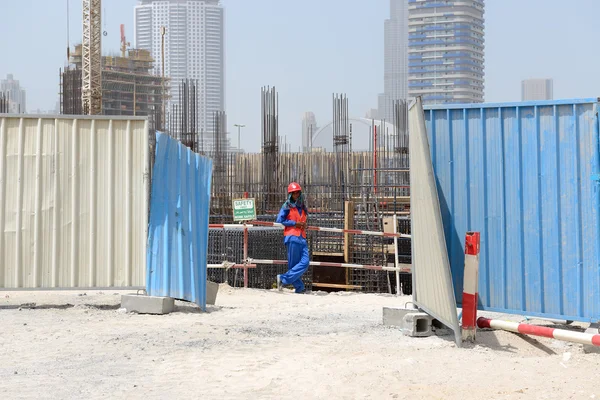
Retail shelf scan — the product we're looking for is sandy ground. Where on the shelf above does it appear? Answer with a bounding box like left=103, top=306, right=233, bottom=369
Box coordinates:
left=0, top=286, right=599, bottom=400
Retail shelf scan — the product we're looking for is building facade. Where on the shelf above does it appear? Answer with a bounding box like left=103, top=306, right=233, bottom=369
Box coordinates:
left=378, top=0, right=409, bottom=123
left=302, top=112, right=318, bottom=152
left=408, top=0, right=485, bottom=105
left=134, top=0, right=225, bottom=145
left=521, top=78, right=553, bottom=101
left=0, top=74, right=27, bottom=113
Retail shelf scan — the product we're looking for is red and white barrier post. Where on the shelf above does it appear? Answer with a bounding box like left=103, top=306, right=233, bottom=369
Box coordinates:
left=462, top=231, right=480, bottom=342
left=478, top=317, right=600, bottom=347
left=243, top=220, right=412, bottom=239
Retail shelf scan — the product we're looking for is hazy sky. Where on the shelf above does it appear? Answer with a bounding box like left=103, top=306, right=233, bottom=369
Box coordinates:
left=0, top=0, right=598, bottom=152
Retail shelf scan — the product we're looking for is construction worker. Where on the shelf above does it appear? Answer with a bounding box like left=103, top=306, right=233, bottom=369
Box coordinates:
left=275, top=182, right=310, bottom=293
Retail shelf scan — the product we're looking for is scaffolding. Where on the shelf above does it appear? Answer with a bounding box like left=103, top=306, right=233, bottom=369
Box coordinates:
left=145, top=84, right=412, bottom=293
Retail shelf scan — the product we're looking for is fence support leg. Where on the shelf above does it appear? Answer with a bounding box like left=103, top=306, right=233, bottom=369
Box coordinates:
left=393, top=213, right=401, bottom=296
left=243, top=223, right=249, bottom=288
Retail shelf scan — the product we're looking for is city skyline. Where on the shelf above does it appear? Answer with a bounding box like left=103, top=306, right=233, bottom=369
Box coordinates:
left=1, top=0, right=599, bottom=151
left=0, top=73, right=27, bottom=113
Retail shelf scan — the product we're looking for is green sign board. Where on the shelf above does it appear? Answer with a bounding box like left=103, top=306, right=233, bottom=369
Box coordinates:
left=232, top=198, right=256, bottom=222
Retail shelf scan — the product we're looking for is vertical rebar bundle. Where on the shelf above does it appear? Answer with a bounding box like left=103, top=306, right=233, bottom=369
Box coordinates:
left=332, top=93, right=350, bottom=211
left=392, top=99, right=410, bottom=197
left=59, top=67, right=83, bottom=115
left=393, top=99, right=408, bottom=154
left=261, top=86, right=279, bottom=211
left=0, top=92, right=10, bottom=113
left=167, top=79, right=199, bottom=152
left=211, top=110, right=229, bottom=217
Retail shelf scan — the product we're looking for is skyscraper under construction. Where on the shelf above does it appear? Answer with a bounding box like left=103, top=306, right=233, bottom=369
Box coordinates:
left=60, top=44, right=169, bottom=130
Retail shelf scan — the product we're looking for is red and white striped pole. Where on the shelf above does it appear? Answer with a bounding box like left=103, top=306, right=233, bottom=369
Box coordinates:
left=478, top=317, right=600, bottom=347
left=241, top=220, right=411, bottom=239
left=462, top=231, right=480, bottom=342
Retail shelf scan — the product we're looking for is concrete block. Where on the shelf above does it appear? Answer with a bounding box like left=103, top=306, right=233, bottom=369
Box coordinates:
left=403, top=312, right=433, bottom=337
left=121, top=294, right=174, bottom=315
left=383, top=307, right=413, bottom=326
left=382, top=306, right=417, bottom=326
left=383, top=307, right=433, bottom=337
left=207, top=280, right=219, bottom=305
left=584, top=323, right=600, bottom=354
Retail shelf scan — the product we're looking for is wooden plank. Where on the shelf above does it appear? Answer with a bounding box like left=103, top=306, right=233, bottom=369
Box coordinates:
left=312, top=251, right=344, bottom=257
left=382, top=216, right=396, bottom=254
left=312, top=283, right=363, bottom=290
left=350, top=196, right=410, bottom=204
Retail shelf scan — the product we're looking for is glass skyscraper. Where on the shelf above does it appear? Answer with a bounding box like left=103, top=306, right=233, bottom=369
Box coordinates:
left=408, top=0, right=485, bottom=105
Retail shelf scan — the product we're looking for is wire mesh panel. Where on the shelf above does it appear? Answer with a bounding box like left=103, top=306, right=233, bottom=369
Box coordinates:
left=207, top=227, right=312, bottom=290
left=307, top=212, right=344, bottom=254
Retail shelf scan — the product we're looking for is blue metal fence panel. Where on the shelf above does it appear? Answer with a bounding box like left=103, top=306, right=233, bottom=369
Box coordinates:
left=424, top=98, right=600, bottom=322
left=146, top=132, right=213, bottom=310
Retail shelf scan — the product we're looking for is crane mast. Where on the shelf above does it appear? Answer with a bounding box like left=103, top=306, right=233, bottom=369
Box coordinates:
left=82, top=0, right=102, bottom=115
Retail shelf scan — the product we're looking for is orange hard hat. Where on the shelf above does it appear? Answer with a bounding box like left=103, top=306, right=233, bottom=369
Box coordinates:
left=287, top=182, right=302, bottom=193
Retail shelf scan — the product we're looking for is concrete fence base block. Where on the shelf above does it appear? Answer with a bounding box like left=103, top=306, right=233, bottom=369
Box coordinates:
left=584, top=323, right=600, bottom=354
left=383, top=307, right=433, bottom=337
left=207, top=281, right=219, bottom=305
left=432, top=319, right=454, bottom=336
left=121, top=294, right=175, bottom=315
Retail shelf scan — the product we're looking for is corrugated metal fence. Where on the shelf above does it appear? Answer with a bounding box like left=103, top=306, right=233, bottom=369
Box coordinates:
left=425, top=98, right=600, bottom=322
left=146, top=132, right=212, bottom=310
left=0, top=115, right=149, bottom=288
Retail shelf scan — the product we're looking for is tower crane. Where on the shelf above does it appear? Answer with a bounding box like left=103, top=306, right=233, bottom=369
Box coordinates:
left=120, top=24, right=130, bottom=58
left=82, top=0, right=102, bottom=115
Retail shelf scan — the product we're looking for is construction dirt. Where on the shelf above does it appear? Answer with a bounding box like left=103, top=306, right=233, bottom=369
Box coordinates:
left=1, top=285, right=598, bottom=400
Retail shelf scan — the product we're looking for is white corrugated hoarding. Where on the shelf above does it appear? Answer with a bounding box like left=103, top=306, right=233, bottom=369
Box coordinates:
left=408, top=98, right=461, bottom=346
left=0, top=115, right=149, bottom=289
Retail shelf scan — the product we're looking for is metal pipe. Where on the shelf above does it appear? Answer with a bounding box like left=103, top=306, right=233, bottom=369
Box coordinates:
left=242, top=220, right=411, bottom=238
left=243, top=223, right=249, bottom=288
left=393, top=213, right=401, bottom=296
left=477, top=317, right=600, bottom=347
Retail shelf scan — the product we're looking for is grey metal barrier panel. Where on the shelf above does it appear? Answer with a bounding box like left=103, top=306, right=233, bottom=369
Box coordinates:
left=0, top=115, right=149, bottom=289
left=409, top=97, right=461, bottom=346
left=424, top=98, right=600, bottom=323
left=146, top=131, right=212, bottom=310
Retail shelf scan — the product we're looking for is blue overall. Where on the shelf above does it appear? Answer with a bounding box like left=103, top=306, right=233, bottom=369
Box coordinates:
left=276, top=205, right=310, bottom=293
